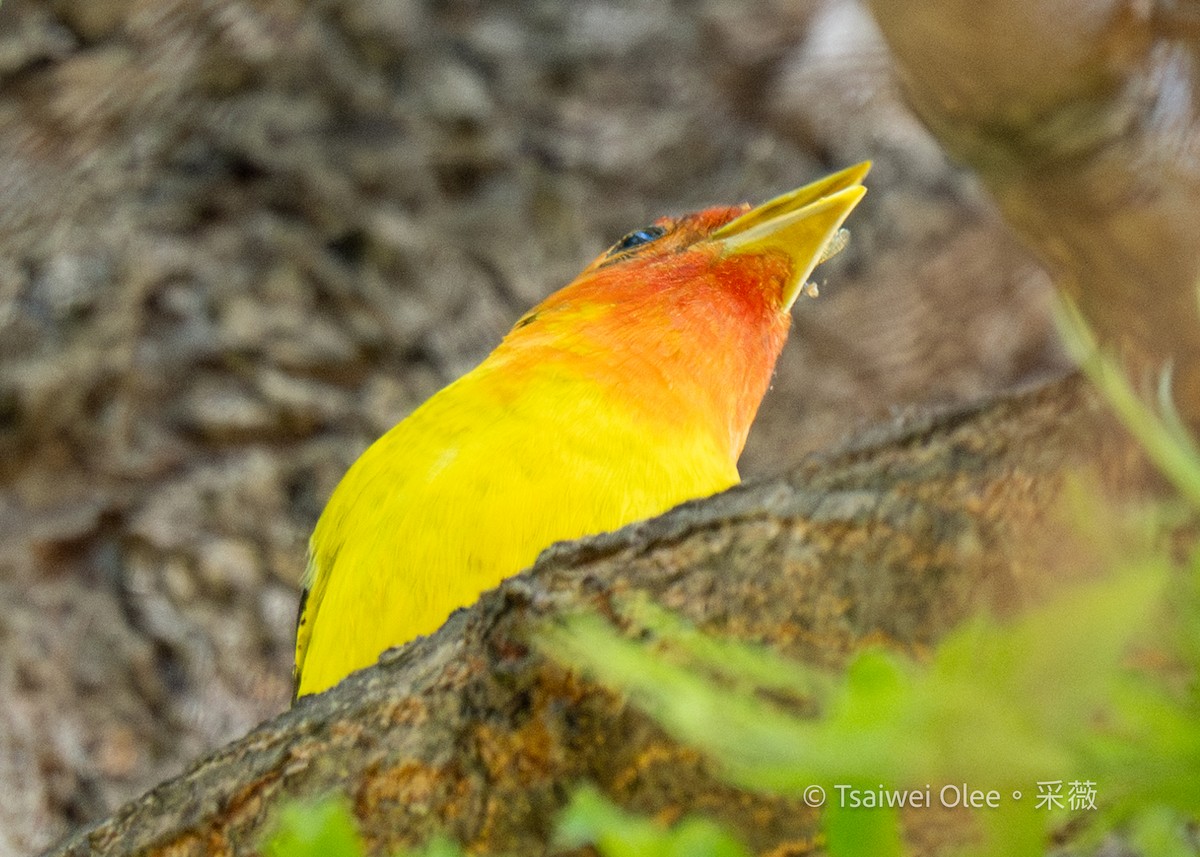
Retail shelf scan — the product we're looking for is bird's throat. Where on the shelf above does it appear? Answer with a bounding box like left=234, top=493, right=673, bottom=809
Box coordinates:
left=490, top=269, right=791, bottom=465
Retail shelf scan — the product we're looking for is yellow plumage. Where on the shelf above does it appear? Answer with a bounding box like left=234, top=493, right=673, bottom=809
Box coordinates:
left=296, top=358, right=737, bottom=697
left=294, top=163, right=868, bottom=698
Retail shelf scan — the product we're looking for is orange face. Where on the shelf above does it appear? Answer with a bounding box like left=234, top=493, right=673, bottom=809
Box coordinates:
left=491, top=164, right=868, bottom=461
left=486, top=211, right=785, bottom=463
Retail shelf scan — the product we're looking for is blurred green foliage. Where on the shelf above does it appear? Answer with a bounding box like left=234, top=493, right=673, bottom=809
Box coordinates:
left=265, top=304, right=1199, bottom=855
left=264, top=798, right=363, bottom=857
left=262, top=788, right=751, bottom=857
left=556, top=787, right=753, bottom=857
left=263, top=797, right=465, bottom=857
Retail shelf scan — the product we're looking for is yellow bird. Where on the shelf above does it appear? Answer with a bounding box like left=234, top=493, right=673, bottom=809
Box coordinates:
left=294, top=163, right=869, bottom=697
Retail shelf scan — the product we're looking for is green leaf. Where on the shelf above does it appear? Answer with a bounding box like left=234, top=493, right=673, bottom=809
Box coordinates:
left=1127, top=807, right=1198, bottom=857
left=823, top=800, right=903, bottom=857
left=1055, top=298, right=1200, bottom=508
left=264, top=797, right=364, bottom=857
left=557, top=787, right=751, bottom=857
left=616, top=594, right=835, bottom=702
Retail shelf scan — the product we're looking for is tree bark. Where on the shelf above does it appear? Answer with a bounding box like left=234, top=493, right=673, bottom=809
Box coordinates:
left=45, top=374, right=1143, bottom=857
left=8, top=1, right=1188, bottom=853
left=0, top=4, right=1060, bottom=848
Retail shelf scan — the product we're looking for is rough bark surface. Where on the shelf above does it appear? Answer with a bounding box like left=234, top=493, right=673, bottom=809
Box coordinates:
left=45, top=374, right=1143, bottom=857
left=0, top=2, right=1068, bottom=852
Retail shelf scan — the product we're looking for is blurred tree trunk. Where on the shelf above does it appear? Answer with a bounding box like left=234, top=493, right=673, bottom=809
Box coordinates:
left=45, top=375, right=1147, bottom=857
left=868, top=0, right=1200, bottom=417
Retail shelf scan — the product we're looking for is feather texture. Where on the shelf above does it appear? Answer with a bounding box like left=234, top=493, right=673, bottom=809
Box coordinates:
left=295, top=167, right=868, bottom=697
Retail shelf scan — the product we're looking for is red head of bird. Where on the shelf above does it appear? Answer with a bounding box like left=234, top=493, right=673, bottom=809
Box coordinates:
left=294, top=162, right=869, bottom=698
left=488, top=161, right=869, bottom=463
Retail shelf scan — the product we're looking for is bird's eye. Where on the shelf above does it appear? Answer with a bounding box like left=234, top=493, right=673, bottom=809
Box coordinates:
left=610, top=225, right=666, bottom=255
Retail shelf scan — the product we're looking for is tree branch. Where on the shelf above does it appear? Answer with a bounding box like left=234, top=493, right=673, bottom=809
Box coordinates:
left=46, top=374, right=1141, bottom=857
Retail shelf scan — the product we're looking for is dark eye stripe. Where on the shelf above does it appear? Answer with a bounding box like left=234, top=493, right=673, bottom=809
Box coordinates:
left=609, top=225, right=666, bottom=255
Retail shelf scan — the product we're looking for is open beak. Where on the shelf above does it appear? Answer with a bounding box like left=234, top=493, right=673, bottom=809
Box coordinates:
left=712, top=162, right=870, bottom=309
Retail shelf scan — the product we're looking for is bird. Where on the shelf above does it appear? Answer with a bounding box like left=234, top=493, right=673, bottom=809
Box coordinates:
left=293, top=162, right=869, bottom=698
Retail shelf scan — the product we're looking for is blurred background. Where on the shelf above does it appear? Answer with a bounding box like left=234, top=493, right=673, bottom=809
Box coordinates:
left=0, top=0, right=1068, bottom=852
